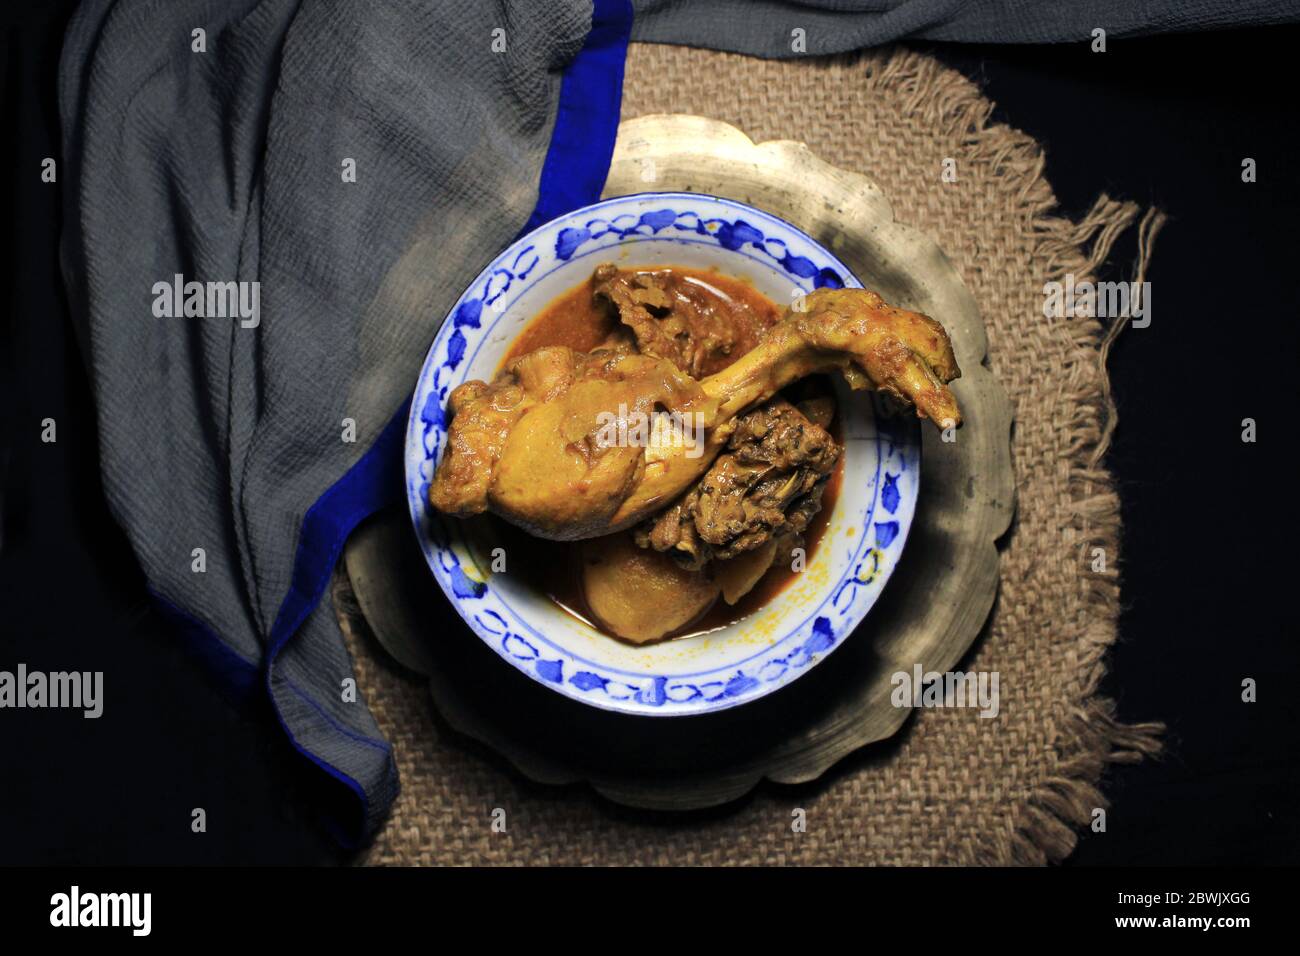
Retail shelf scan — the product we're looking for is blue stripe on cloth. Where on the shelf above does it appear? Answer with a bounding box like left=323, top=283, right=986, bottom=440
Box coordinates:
left=146, top=0, right=635, bottom=844
left=258, top=0, right=636, bottom=842
left=521, top=0, right=634, bottom=235
left=263, top=405, right=408, bottom=842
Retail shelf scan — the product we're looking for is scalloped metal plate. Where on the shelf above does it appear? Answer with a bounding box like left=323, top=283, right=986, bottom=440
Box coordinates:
left=343, top=114, right=1015, bottom=810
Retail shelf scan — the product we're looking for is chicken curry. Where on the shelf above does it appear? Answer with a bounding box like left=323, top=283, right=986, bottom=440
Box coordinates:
left=429, top=263, right=962, bottom=644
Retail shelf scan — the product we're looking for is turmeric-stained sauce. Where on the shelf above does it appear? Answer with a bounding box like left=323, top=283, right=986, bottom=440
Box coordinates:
left=503, top=274, right=618, bottom=361
left=502, top=266, right=782, bottom=370
left=493, top=266, right=843, bottom=642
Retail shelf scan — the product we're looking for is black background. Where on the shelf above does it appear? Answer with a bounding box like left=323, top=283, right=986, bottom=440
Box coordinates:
left=2, top=2, right=1296, bottom=865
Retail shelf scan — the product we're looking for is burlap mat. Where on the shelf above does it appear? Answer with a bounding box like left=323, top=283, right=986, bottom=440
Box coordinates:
left=340, top=44, right=1165, bottom=866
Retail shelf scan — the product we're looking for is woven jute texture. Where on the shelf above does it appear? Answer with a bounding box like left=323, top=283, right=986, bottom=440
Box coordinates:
left=340, top=44, right=1165, bottom=866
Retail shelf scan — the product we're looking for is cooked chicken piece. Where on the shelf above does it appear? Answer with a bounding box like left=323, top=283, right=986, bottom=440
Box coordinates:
left=703, top=288, right=961, bottom=429
left=592, top=264, right=776, bottom=377
left=428, top=345, right=716, bottom=538
left=635, top=398, right=839, bottom=569
left=429, top=288, right=960, bottom=540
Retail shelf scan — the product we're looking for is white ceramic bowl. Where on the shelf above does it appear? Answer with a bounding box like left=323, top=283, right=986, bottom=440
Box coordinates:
left=405, top=192, right=921, bottom=716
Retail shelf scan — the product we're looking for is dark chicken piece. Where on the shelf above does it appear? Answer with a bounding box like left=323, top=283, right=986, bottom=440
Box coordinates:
left=592, top=264, right=777, bottom=378
left=636, top=397, right=839, bottom=570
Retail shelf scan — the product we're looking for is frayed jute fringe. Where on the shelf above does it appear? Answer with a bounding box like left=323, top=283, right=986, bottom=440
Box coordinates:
left=996, top=197, right=1168, bottom=866
left=341, top=44, right=1166, bottom=866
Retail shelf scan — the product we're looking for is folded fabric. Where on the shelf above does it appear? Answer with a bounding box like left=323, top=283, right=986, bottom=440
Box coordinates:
left=634, top=0, right=1300, bottom=51
left=59, top=0, right=625, bottom=839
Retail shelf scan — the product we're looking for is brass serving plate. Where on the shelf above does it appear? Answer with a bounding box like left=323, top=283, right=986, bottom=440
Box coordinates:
left=342, top=115, right=1014, bottom=810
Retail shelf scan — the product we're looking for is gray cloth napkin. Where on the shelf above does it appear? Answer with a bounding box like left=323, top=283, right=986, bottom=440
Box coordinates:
left=60, top=0, right=595, bottom=838
left=635, top=0, right=1300, bottom=51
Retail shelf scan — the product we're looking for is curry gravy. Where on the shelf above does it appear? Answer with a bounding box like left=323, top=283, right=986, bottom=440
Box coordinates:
left=494, top=266, right=843, bottom=643
left=503, top=266, right=783, bottom=367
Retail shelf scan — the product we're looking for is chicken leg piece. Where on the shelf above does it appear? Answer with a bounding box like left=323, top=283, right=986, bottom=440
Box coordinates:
left=702, top=288, right=961, bottom=425
left=605, top=288, right=960, bottom=528
left=429, top=288, right=961, bottom=540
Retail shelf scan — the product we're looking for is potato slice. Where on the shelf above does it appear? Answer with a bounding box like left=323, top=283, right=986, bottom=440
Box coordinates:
left=581, top=533, right=719, bottom=643
left=714, top=539, right=779, bottom=605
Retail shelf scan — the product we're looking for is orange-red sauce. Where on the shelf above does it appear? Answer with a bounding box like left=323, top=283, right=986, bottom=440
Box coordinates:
left=494, top=266, right=843, bottom=642
left=502, top=266, right=783, bottom=370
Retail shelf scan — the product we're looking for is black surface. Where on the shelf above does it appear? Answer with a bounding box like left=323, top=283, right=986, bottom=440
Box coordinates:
left=925, top=32, right=1300, bottom=866
left=2, top=4, right=1296, bottom=865
left=1, top=0, right=347, bottom=866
